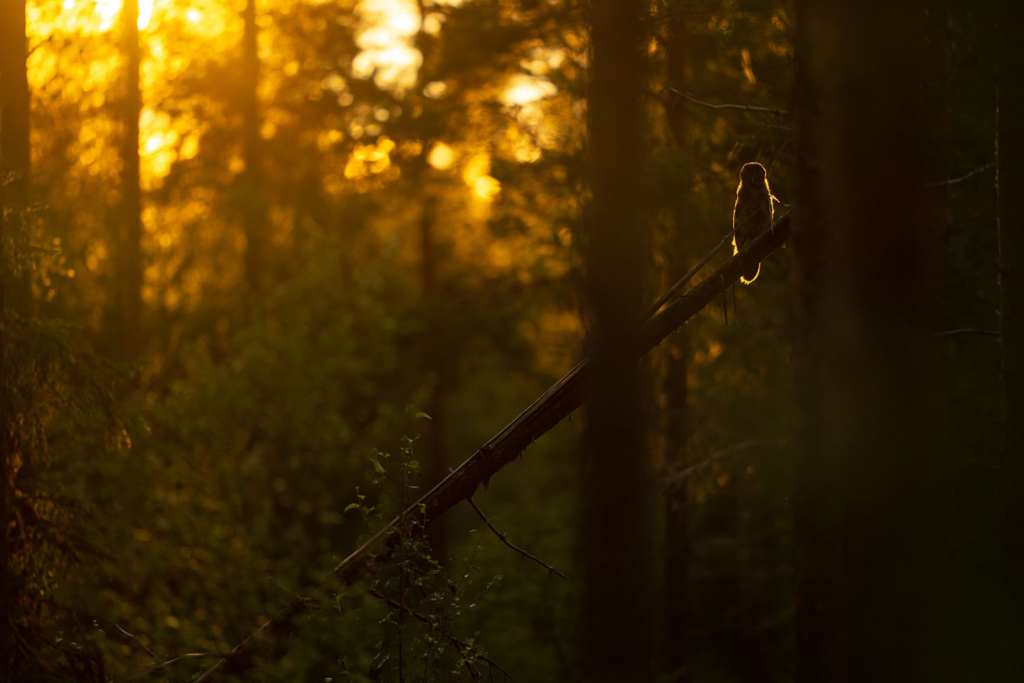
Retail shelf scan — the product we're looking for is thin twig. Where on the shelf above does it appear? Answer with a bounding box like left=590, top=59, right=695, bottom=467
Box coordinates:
left=128, top=652, right=212, bottom=680
left=668, top=87, right=788, bottom=116
left=112, top=622, right=157, bottom=660
left=932, top=328, right=1000, bottom=339
left=27, top=35, right=54, bottom=59
left=923, top=163, right=996, bottom=187
left=662, top=438, right=792, bottom=485
left=467, top=498, right=567, bottom=580
left=641, top=226, right=734, bottom=322
left=367, top=586, right=513, bottom=680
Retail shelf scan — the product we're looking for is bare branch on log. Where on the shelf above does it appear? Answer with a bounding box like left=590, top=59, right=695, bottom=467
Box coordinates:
left=194, top=213, right=791, bottom=682
left=667, top=87, right=788, bottom=116
left=467, top=497, right=567, bottom=579
left=923, top=162, right=996, bottom=187
left=932, top=328, right=1000, bottom=339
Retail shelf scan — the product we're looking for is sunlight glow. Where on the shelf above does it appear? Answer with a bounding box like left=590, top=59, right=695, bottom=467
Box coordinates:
left=344, top=136, right=396, bottom=179
left=501, top=74, right=557, bottom=107
left=428, top=142, right=454, bottom=170
left=138, top=0, right=153, bottom=30
left=353, top=0, right=422, bottom=93
left=463, top=153, right=501, bottom=202
left=93, top=0, right=154, bottom=31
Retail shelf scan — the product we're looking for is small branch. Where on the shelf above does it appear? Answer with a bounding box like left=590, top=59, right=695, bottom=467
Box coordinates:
left=923, top=163, right=996, bottom=187
left=128, top=652, right=212, bottom=680
left=667, top=87, right=788, bottom=116
left=367, top=588, right=510, bottom=680
left=642, top=226, right=734, bottom=322
left=467, top=498, right=567, bottom=580
left=932, top=328, right=1001, bottom=339
left=111, top=622, right=157, bottom=660
left=662, top=438, right=791, bottom=485
left=27, top=35, right=54, bottom=59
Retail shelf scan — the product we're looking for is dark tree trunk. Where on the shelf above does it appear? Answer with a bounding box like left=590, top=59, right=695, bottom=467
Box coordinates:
left=792, top=1, right=937, bottom=682
left=1, top=0, right=30, bottom=314
left=121, top=0, right=142, bottom=359
left=923, top=0, right=951, bottom=296
left=582, top=0, right=653, bottom=679
left=660, top=5, right=691, bottom=680
left=999, top=0, right=1024, bottom=637
left=420, top=197, right=448, bottom=564
left=0, top=72, right=10, bottom=683
left=0, top=1, right=29, bottom=673
left=661, top=325, right=691, bottom=682
left=242, top=0, right=266, bottom=297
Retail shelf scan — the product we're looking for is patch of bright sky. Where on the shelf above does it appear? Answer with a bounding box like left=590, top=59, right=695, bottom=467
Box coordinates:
left=92, top=0, right=154, bottom=31
left=352, top=0, right=423, bottom=93
left=502, top=74, right=557, bottom=107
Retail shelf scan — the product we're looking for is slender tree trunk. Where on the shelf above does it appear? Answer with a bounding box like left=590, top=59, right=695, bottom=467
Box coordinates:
left=923, top=0, right=950, bottom=296
left=661, top=325, right=690, bottom=682
left=121, top=0, right=142, bottom=359
left=998, top=0, right=1024, bottom=634
left=582, top=0, right=653, bottom=679
left=792, top=1, right=935, bottom=681
left=0, top=1, right=29, bottom=672
left=242, top=0, right=266, bottom=297
left=0, top=79, right=9, bottom=683
left=420, top=196, right=447, bottom=564
left=1, top=0, right=30, bottom=314
left=660, top=5, right=691, bottom=679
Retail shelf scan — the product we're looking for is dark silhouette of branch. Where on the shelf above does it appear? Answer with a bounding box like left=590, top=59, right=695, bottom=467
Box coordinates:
left=194, top=213, right=791, bottom=682
left=128, top=652, right=212, bottom=680
left=667, top=87, right=788, bottom=116
left=661, top=437, right=792, bottom=485
left=932, top=328, right=1000, bottom=339
left=923, top=162, right=996, bottom=187
left=467, top=497, right=567, bottom=579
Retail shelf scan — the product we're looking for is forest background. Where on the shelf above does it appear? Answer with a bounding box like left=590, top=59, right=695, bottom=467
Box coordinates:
left=1, top=0, right=1022, bottom=681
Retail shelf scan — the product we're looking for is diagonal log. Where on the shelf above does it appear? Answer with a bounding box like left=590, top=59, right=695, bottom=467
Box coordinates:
left=195, top=213, right=790, bottom=681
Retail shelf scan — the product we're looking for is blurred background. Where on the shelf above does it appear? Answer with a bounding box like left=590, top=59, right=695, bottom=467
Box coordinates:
left=0, top=0, right=1015, bottom=681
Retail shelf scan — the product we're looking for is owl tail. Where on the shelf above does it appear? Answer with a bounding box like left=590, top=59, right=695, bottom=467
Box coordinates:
left=740, top=263, right=760, bottom=285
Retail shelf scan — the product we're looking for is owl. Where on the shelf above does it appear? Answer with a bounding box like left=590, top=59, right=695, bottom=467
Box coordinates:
left=732, top=162, right=775, bottom=284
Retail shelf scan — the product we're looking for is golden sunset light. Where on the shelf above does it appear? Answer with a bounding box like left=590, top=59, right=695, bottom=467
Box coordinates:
left=4, top=1, right=1013, bottom=682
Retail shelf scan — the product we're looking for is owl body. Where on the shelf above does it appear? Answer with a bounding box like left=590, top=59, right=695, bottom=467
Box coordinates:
left=732, top=162, right=774, bottom=284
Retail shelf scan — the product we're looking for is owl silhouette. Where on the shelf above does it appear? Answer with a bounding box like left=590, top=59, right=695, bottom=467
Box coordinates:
left=732, top=162, right=775, bottom=284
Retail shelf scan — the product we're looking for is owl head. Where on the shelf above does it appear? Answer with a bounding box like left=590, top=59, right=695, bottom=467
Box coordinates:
left=739, top=162, right=767, bottom=183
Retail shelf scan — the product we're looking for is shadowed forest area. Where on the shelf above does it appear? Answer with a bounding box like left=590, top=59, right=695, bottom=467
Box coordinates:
left=2, top=0, right=1023, bottom=681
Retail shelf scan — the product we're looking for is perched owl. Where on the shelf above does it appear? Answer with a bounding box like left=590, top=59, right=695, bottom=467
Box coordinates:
left=732, top=162, right=775, bottom=284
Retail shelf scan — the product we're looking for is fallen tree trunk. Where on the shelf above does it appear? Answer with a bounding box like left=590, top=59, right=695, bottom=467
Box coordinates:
left=196, top=213, right=791, bottom=682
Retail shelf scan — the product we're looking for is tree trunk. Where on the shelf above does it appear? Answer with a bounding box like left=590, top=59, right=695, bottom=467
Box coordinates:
left=792, top=1, right=935, bottom=681
left=0, top=73, right=10, bottom=683
left=1, top=0, right=30, bottom=314
left=661, top=325, right=691, bottom=682
left=998, top=0, right=1024, bottom=640
left=582, top=0, right=653, bottom=679
left=420, top=197, right=448, bottom=564
left=1, top=1, right=29, bottom=672
left=660, top=5, right=691, bottom=679
left=121, top=0, right=142, bottom=359
left=242, top=0, right=266, bottom=297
